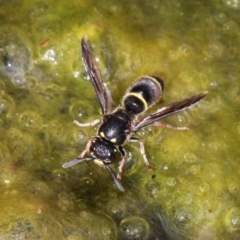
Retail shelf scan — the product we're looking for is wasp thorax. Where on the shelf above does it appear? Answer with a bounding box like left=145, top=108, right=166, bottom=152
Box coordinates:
left=98, top=109, right=131, bottom=145
left=122, top=76, right=164, bottom=115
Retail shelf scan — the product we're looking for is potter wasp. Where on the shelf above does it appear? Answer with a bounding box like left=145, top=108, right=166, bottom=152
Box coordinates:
left=63, top=36, right=207, bottom=191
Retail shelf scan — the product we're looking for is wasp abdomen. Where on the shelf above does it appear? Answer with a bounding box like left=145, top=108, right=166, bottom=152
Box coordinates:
left=122, top=76, right=164, bottom=115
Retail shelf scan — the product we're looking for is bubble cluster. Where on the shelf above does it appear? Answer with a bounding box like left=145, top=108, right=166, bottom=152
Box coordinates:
left=0, top=28, right=31, bottom=86
left=222, top=0, right=240, bottom=9
left=1, top=218, right=40, bottom=240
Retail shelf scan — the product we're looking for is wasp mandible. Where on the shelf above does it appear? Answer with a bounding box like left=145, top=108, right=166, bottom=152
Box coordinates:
left=63, top=36, right=207, bottom=191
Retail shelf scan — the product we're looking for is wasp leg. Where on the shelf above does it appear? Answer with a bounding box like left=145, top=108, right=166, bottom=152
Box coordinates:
left=104, top=163, right=125, bottom=192
left=154, top=122, right=188, bottom=130
left=77, top=139, right=93, bottom=158
left=130, top=137, right=152, bottom=170
left=62, top=139, right=93, bottom=168
left=73, top=119, right=101, bottom=127
left=117, top=146, right=127, bottom=180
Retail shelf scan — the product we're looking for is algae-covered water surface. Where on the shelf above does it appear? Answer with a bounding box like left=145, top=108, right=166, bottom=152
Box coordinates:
left=0, top=0, right=240, bottom=239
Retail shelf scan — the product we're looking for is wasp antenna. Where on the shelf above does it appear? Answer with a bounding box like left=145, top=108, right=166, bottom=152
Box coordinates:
left=104, top=163, right=125, bottom=192
left=62, top=157, right=94, bottom=168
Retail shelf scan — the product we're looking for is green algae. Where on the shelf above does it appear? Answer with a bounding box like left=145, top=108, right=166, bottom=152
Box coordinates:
left=0, top=0, right=240, bottom=239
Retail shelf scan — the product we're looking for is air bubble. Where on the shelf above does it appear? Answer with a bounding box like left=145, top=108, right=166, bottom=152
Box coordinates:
left=29, top=2, right=48, bottom=18
left=168, top=44, right=192, bottom=61
left=222, top=0, right=240, bottom=9
left=120, top=216, right=150, bottom=240
left=78, top=210, right=117, bottom=239
left=226, top=208, right=240, bottom=231
left=6, top=127, right=23, bottom=140
left=0, top=143, right=11, bottom=164
left=200, top=95, right=221, bottom=113
left=184, top=152, right=197, bottom=163
left=188, top=164, right=201, bottom=175
left=5, top=127, right=44, bottom=164
left=215, top=12, right=227, bottom=24
left=11, top=73, right=26, bottom=85
left=42, top=48, right=58, bottom=65
left=0, top=30, right=31, bottom=86
left=52, top=169, right=68, bottom=182
left=107, top=199, right=126, bottom=219
left=228, top=179, right=239, bottom=194
left=58, top=191, right=74, bottom=211
left=69, top=101, right=87, bottom=118
left=163, top=165, right=169, bottom=171
left=179, top=71, right=194, bottom=83
left=38, top=83, right=64, bottom=100
left=69, top=100, right=97, bottom=119
left=145, top=181, right=161, bottom=199
left=223, top=20, right=238, bottom=32
left=0, top=91, right=15, bottom=119
left=203, top=42, right=223, bottom=58
left=72, top=59, right=82, bottom=78
left=43, top=119, right=64, bottom=141
left=18, top=110, right=43, bottom=131
left=23, top=76, right=39, bottom=90
left=167, top=177, right=176, bottom=186
left=177, top=115, right=186, bottom=124
left=77, top=177, right=95, bottom=187
left=175, top=208, right=191, bottom=224
left=199, top=182, right=210, bottom=192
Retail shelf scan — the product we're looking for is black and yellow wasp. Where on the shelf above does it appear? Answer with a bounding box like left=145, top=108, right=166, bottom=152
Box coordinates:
left=63, top=36, right=207, bottom=191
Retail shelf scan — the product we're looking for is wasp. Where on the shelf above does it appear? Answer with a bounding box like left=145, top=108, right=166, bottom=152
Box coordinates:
left=63, top=36, right=207, bottom=191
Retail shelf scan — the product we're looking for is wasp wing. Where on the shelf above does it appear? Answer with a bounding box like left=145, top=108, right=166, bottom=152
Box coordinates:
left=81, top=36, right=112, bottom=115
left=132, top=92, right=207, bottom=131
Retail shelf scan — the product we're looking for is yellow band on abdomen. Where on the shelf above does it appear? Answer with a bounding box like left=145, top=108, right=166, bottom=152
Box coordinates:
left=125, top=92, right=148, bottom=110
